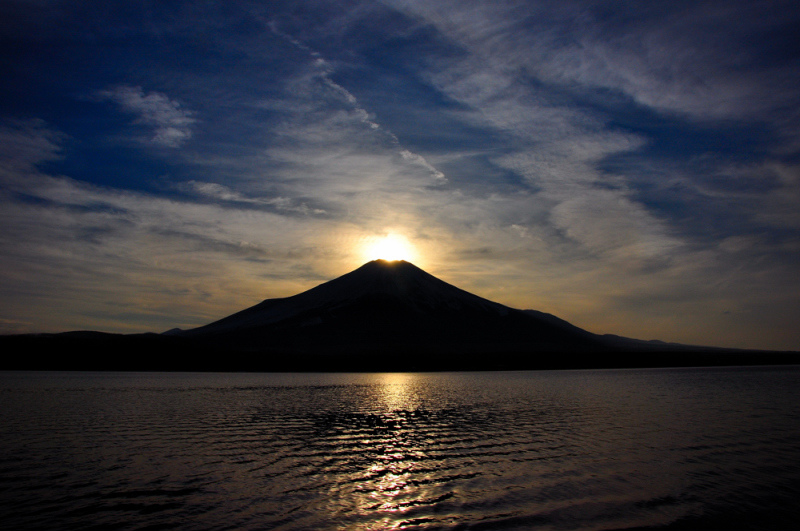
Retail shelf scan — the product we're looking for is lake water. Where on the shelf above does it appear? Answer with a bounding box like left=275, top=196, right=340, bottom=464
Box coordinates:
left=1, top=367, right=798, bottom=530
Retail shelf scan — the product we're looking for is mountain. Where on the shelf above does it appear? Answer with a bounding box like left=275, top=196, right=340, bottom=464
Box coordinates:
left=174, top=259, right=604, bottom=355
left=2, top=260, right=797, bottom=371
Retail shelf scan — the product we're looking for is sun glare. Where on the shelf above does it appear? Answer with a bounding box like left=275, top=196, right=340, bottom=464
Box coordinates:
left=364, top=233, right=415, bottom=262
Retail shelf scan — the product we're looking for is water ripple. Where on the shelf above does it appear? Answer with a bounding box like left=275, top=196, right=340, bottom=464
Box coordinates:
left=1, top=368, right=799, bottom=530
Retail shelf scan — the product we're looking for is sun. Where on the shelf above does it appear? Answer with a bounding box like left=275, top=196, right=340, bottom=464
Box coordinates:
left=364, top=233, right=415, bottom=262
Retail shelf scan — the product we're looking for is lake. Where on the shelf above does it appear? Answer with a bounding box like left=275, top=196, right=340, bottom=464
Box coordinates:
left=1, top=367, right=799, bottom=530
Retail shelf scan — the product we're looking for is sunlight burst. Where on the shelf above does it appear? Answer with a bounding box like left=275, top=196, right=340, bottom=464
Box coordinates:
left=364, top=233, right=415, bottom=262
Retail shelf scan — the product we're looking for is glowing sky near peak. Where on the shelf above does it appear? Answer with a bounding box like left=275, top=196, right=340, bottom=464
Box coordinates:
left=363, top=234, right=416, bottom=263
left=1, top=0, right=799, bottom=350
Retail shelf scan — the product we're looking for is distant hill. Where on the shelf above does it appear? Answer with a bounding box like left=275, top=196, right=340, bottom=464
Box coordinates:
left=2, top=260, right=797, bottom=371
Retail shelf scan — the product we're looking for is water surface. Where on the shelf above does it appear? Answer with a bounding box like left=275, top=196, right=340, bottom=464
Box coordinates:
left=1, top=367, right=799, bottom=530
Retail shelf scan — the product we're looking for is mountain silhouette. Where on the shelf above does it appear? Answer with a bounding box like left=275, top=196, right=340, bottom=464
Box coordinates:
left=174, top=259, right=603, bottom=354
left=2, top=260, right=797, bottom=371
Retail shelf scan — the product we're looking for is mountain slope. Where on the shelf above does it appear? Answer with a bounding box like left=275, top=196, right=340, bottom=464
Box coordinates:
left=3, top=260, right=797, bottom=370
left=177, top=260, right=604, bottom=354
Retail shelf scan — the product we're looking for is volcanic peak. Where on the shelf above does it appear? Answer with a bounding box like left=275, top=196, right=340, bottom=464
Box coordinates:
left=184, top=259, right=507, bottom=336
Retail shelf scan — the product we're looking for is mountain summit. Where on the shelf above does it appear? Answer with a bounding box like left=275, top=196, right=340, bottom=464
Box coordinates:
left=177, top=259, right=602, bottom=355
left=4, top=260, right=795, bottom=371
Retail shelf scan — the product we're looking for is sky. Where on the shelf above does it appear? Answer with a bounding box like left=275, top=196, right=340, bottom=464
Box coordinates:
left=1, top=0, right=800, bottom=350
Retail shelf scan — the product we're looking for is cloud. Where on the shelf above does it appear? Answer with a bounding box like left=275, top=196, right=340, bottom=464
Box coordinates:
left=0, top=119, right=65, bottom=173
left=400, top=150, right=446, bottom=182
left=388, top=0, right=800, bottom=121
left=183, top=180, right=327, bottom=215
left=407, top=36, right=674, bottom=271
left=97, top=86, right=196, bottom=147
left=0, top=318, right=32, bottom=335
left=0, top=122, right=353, bottom=333
left=267, top=24, right=448, bottom=184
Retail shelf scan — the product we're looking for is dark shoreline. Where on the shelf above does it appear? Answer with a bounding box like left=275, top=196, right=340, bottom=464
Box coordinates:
left=3, top=332, right=798, bottom=372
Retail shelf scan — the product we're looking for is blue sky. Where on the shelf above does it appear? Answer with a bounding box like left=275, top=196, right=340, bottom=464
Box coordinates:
left=2, top=0, right=799, bottom=350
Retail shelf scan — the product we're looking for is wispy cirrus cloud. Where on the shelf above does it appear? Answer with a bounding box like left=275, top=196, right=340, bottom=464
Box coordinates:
left=0, top=121, right=348, bottom=334
left=183, top=180, right=327, bottom=216
left=0, top=118, right=65, bottom=173
left=97, top=86, right=196, bottom=147
left=267, top=24, right=448, bottom=185
left=388, top=0, right=800, bottom=120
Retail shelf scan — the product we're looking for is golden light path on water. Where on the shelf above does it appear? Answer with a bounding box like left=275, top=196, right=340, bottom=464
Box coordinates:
left=5, top=370, right=800, bottom=530
left=353, top=373, right=431, bottom=530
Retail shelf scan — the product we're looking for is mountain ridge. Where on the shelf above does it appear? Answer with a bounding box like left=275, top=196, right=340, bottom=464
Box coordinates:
left=2, top=259, right=797, bottom=371
left=182, top=260, right=509, bottom=336
left=174, top=259, right=603, bottom=354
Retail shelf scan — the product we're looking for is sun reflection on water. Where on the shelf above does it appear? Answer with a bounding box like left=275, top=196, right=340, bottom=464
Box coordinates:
left=376, top=373, right=415, bottom=411
left=345, top=373, right=445, bottom=529
left=8, top=371, right=792, bottom=530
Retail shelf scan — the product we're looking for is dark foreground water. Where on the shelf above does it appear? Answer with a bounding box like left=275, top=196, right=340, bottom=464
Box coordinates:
left=1, top=368, right=799, bottom=530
